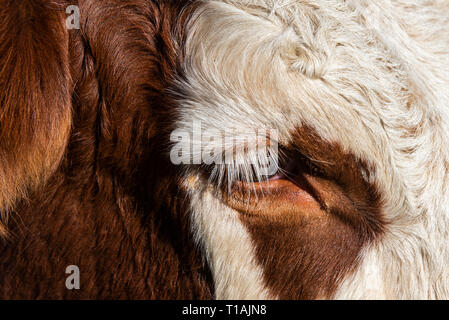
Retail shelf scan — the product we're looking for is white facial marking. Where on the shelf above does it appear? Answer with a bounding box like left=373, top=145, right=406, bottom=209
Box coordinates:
left=188, top=183, right=275, bottom=299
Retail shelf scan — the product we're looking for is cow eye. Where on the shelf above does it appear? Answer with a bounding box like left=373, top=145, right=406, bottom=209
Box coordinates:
left=299, top=155, right=327, bottom=178
left=237, top=151, right=327, bottom=185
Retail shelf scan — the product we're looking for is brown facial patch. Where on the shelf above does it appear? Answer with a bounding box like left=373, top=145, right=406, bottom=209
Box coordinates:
left=224, top=126, right=385, bottom=299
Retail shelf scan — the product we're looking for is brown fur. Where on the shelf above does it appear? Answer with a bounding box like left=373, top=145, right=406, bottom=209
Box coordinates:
left=0, top=0, right=72, bottom=236
left=0, top=0, right=213, bottom=299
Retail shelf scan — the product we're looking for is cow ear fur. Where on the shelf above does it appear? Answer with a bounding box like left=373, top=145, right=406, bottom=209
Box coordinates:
left=0, top=1, right=72, bottom=236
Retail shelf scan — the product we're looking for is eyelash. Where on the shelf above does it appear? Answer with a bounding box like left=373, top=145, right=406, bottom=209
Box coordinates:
left=199, top=147, right=328, bottom=191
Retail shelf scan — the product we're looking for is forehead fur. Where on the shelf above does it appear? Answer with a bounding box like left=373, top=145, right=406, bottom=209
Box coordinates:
left=179, top=0, right=411, bottom=207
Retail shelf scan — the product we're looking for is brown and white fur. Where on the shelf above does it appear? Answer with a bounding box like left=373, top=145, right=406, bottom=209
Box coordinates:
left=1, top=0, right=449, bottom=299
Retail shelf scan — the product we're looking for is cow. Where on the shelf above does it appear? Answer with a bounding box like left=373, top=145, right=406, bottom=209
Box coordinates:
left=1, top=0, right=448, bottom=299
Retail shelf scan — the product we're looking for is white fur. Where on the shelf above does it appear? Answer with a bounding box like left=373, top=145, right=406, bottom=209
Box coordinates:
left=187, top=180, right=274, bottom=299
left=177, top=0, right=449, bottom=299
